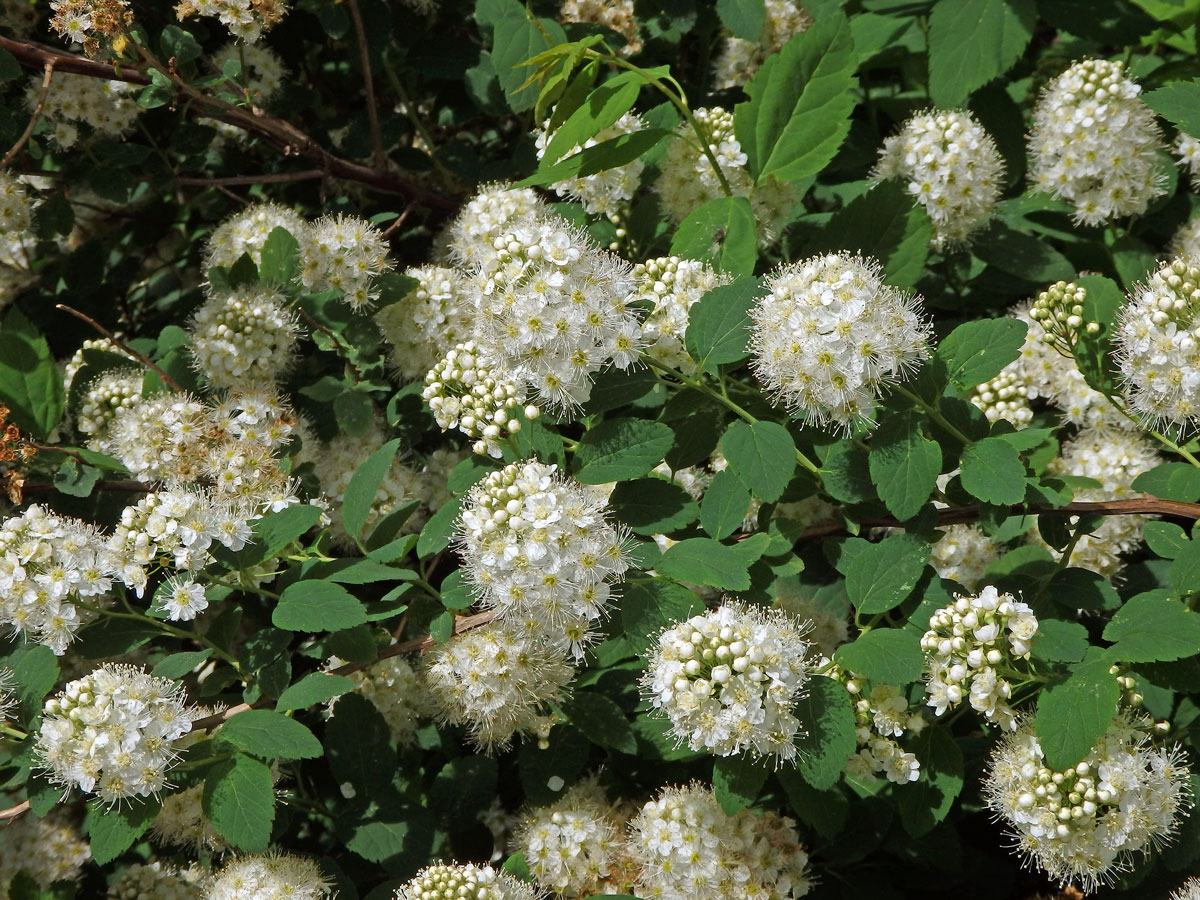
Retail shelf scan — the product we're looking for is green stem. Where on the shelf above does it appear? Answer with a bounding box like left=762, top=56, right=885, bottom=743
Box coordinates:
left=894, top=384, right=973, bottom=445
left=77, top=601, right=242, bottom=671
left=1104, top=393, right=1200, bottom=468
left=0, top=724, right=28, bottom=740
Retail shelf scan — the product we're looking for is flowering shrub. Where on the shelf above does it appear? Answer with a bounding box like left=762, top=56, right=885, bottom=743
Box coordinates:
left=5, top=2, right=1200, bottom=899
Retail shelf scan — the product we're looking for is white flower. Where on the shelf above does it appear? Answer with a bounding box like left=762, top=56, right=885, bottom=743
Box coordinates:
left=375, top=265, right=476, bottom=381
left=331, top=654, right=437, bottom=747
left=205, top=202, right=306, bottom=272
left=188, top=285, right=302, bottom=389
left=0, top=171, right=33, bottom=237
left=445, top=182, right=546, bottom=268
left=712, top=0, right=811, bottom=89
left=393, top=863, right=538, bottom=900
left=1174, top=133, right=1200, bottom=190
left=634, top=255, right=732, bottom=373
left=0, top=811, right=92, bottom=896
left=32, top=72, right=140, bottom=148
left=204, top=853, right=330, bottom=900
left=1171, top=876, right=1200, bottom=900
left=175, top=0, right=287, bottom=41
left=534, top=111, right=647, bottom=217
left=108, top=861, right=206, bottom=900
left=929, top=523, right=1001, bottom=589
left=298, top=213, right=393, bottom=310
left=151, top=783, right=229, bottom=853
left=559, top=0, right=641, bottom=54
left=159, top=575, right=209, bottom=622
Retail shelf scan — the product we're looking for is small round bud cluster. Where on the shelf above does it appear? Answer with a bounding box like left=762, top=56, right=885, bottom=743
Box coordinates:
left=970, top=368, right=1034, bottom=427
left=457, top=460, right=631, bottom=653
left=772, top=575, right=849, bottom=657
left=0, top=811, right=92, bottom=898
left=49, top=0, right=131, bottom=56
left=921, top=586, right=1038, bottom=730
left=204, top=853, right=331, bottom=900
left=872, top=109, right=1005, bottom=249
left=423, top=342, right=538, bottom=458
left=713, top=0, right=811, bottom=89
left=1028, top=59, right=1165, bottom=225
left=1114, top=256, right=1200, bottom=427
left=187, top=285, right=302, bottom=389
left=559, top=0, right=641, bottom=55
left=534, top=112, right=647, bottom=218
left=828, top=666, right=924, bottom=784
left=1175, top=133, right=1200, bottom=190
left=469, top=212, right=643, bottom=412
left=205, top=202, right=306, bottom=272
left=1172, top=877, right=1200, bottom=900
left=445, top=183, right=546, bottom=269
left=108, top=862, right=206, bottom=900
left=423, top=617, right=577, bottom=750
left=749, top=253, right=932, bottom=432
left=375, top=265, right=476, bottom=381
left=0, top=504, right=120, bottom=653
left=152, top=783, right=229, bottom=853
left=34, top=72, right=141, bottom=149
left=333, top=654, right=437, bottom=747
left=983, top=715, right=1191, bottom=891
left=641, top=602, right=811, bottom=762
left=394, top=863, right=539, bottom=900
left=655, top=107, right=794, bottom=243
left=1036, top=426, right=1161, bottom=577
left=174, top=0, right=287, bottom=41
left=298, top=213, right=393, bottom=310
left=0, top=171, right=33, bottom=237
left=1029, top=280, right=1098, bottom=355
left=929, top=523, right=1001, bottom=590
left=633, top=256, right=731, bottom=372
left=37, top=664, right=196, bottom=804
left=74, top=369, right=144, bottom=439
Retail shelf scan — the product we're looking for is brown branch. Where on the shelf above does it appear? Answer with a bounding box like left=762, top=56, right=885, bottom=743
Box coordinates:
left=174, top=170, right=325, bottom=187
left=1, top=61, right=54, bottom=170
left=0, top=800, right=30, bottom=821
left=55, top=304, right=185, bottom=393
left=346, top=0, right=386, bottom=170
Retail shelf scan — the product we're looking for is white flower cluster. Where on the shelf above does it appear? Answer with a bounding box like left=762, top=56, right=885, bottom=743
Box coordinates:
left=445, top=183, right=545, bottom=266
left=626, top=782, right=812, bottom=900
left=655, top=107, right=794, bottom=242
left=921, top=586, right=1038, bottom=730
left=204, top=853, right=330, bottom=900
left=749, top=252, right=932, bottom=431
left=49, top=0, right=130, bottom=54
left=109, top=862, right=206, bottom=900
left=375, top=265, right=475, bottom=381
left=1173, top=877, right=1200, bottom=900
left=36, top=663, right=196, bottom=803
left=1171, top=211, right=1200, bottom=259
left=212, top=41, right=286, bottom=105
left=152, top=783, right=229, bottom=853
left=1115, top=256, right=1200, bottom=427
left=713, top=0, right=811, bottom=89
left=929, top=523, right=1001, bottom=590
left=1028, top=59, right=1164, bottom=224
left=873, top=108, right=1004, bottom=248
left=175, top=0, right=288, bottom=41
left=983, top=715, right=1191, bottom=891
left=98, top=393, right=212, bottom=483
left=1175, top=133, right=1200, bottom=190
left=641, top=602, right=811, bottom=762
left=74, top=369, right=144, bottom=440
left=423, top=342, right=539, bottom=458
left=187, top=284, right=302, bottom=389
left=0, top=811, right=92, bottom=900
left=970, top=368, right=1034, bottom=427
left=0, top=504, right=120, bottom=653
left=334, top=654, right=438, bottom=747
left=534, top=112, right=647, bottom=218
left=298, top=213, right=393, bottom=310
left=559, top=0, right=641, bottom=54
left=0, top=172, right=33, bottom=237
left=33, top=72, right=141, bottom=149
left=394, top=863, right=538, bottom=900
left=1037, top=426, right=1161, bottom=577
left=838, top=672, right=924, bottom=784
left=205, top=202, right=306, bottom=271
left=634, top=255, right=730, bottom=372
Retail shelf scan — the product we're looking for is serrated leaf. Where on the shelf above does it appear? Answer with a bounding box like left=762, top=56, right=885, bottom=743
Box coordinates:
left=491, top=12, right=567, bottom=112
left=520, top=129, right=670, bottom=188
left=1104, top=592, right=1200, bottom=662
left=151, top=649, right=213, bottom=679
left=216, top=709, right=323, bottom=759
left=342, top=438, right=401, bottom=544
left=327, top=693, right=397, bottom=795
left=273, top=581, right=367, bottom=632
left=540, top=71, right=641, bottom=169
left=814, top=181, right=931, bottom=288
left=960, top=437, right=1026, bottom=505
left=777, top=770, right=848, bottom=839
left=973, top=220, right=1076, bottom=282
left=258, top=226, right=299, bottom=286
left=622, top=578, right=703, bottom=654
left=818, top=440, right=876, bottom=504
left=868, top=411, right=941, bottom=520
left=896, top=726, right=964, bottom=837
left=833, top=627, right=924, bottom=685
left=720, top=420, right=796, bottom=502
left=713, top=755, right=768, bottom=816
left=575, top=418, right=674, bottom=483
left=85, top=799, right=159, bottom=864
left=701, top=469, right=752, bottom=540
left=1032, top=619, right=1089, bottom=664
left=717, top=0, right=766, bottom=39
left=1131, top=462, right=1200, bottom=501
left=684, top=276, right=762, bottom=375
left=609, top=478, right=699, bottom=535
left=656, top=537, right=765, bottom=591
left=669, top=197, right=757, bottom=278
left=203, top=754, right=276, bottom=851
left=417, top=497, right=463, bottom=559
left=276, top=672, right=356, bottom=711
left=835, top=534, right=929, bottom=614
left=936, top=318, right=1029, bottom=391
left=794, top=676, right=856, bottom=790
left=0, top=308, right=66, bottom=440
left=562, top=691, right=636, bottom=754
left=1036, top=656, right=1120, bottom=770
left=927, top=0, right=1035, bottom=106
left=1145, top=78, right=1200, bottom=138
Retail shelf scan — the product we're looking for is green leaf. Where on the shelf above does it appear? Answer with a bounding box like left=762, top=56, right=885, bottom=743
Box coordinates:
left=1032, top=619, right=1089, bottom=664
left=793, top=676, right=856, bottom=790
left=216, top=709, right=324, bottom=759
left=1103, top=592, right=1200, bottom=662
left=273, top=581, right=367, bottom=632
left=1172, top=549, right=1200, bottom=598
left=717, top=0, right=766, bottom=39
left=868, top=411, right=941, bottom=521
left=669, top=197, right=757, bottom=278
left=1131, top=462, right=1200, bottom=501
left=539, top=70, right=642, bottom=168
left=960, top=438, right=1026, bottom=505
left=491, top=12, right=567, bottom=112
left=733, top=13, right=858, bottom=183
left=230, top=504, right=323, bottom=567
left=973, top=220, right=1076, bottom=283
left=927, top=0, right=1036, bottom=106
left=1048, top=567, right=1120, bottom=612
left=327, top=693, right=397, bottom=795
left=417, top=497, right=463, bottom=559
left=777, top=770, right=848, bottom=839
left=0, top=308, right=66, bottom=440
left=701, top=469, right=752, bottom=540
left=258, top=226, right=300, bottom=286
left=814, top=181, right=931, bottom=289
left=1145, top=79, right=1200, bottom=138
left=4, top=644, right=59, bottom=717
left=85, top=799, right=159, bottom=865
left=151, top=649, right=213, bottom=679
left=896, top=726, right=964, bottom=837
left=609, top=478, right=699, bottom=535
left=574, top=418, right=675, bottom=483
left=276, top=672, right=356, bottom=711
left=562, top=691, right=636, bottom=754
left=1036, top=655, right=1121, bottom=770
left=818, top=440, right=876, bottom=504
left=202, top=754, right=276, bottom=853
left=656, top=537, right=764, bottom=591
left=1145, top=521, right=1189, bottom=560
left=720, top=420, right=796, bottom=502
left=713, top=755, right=768, bottom=816
left=159, top=24, right=202, bottom=64
left=935, top=318, right=1029, bottom=392
left=833, top=628, right=924, bottom=685
left=52, top=459, right=100, bottom=497
left=835, top=534, right=929, bottom=614
left=684, top=276, right=762, bottom=375
left=342, top=438, right=402, bottom=543
left=519, top=130, right=670, bottom=188
left=622, top=578, right=703, bottom=654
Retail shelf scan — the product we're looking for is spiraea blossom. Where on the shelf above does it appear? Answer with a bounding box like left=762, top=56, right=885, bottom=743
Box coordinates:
left=970, top=368, right=1034, bottom=427
left=73, top=369, right=144, bottom=440
left=749, top=253, right=932, bottom=431
left=641, top=603, right=811, bottom=762
left=535, top=112, right=647, bottom=218
left=211, top=40, right=286, bottom=104
left=175, top=0, right=287, bottom=41
left=1175, top=133, right=1200, bottom=190
left=1172, top=877, right=1200, bottom=900
left=921, top=586, right=1039, bottom=731
left=423, top=342, right=539, bottom=458
left=830, top=666, right=924, bottom=784
left=152, top=783, right=229, bottom=853
left=456, top=460, right=630, bottom=652
left=0, top=504, right=121, bottom=653
left=712, top=0, right=811, bottom=89
left=445, top=183, right=545, bottom=267
left=0, top=667, right=15, bottom=726
left=1028, top=58, right=1165, bottom=224
left=37, top=664, right=197, bottom=803
left=559, top=0, right=640, bottom=54
left=298, top=213, right=393, bottom=309
left=187, top=285, right=302, bottom=388
left=929, top=523, right=1002, bottom=589
left=873, top=109, right=1005, bottom=248
left=1170, top=211, right=1200, bottom=259
left=634, top=255, right=731, bottom=372
left=394, top=863, right=539, bottom=900
left=49, top=0, right=131, bottom=56
left=1115, top=256, right=1200, bottom=427
left=97, top=393, right=213, bottom=483
left=0, top=811, right=92, bottom=899
left=204, top=854, right=331, bottom=900
left=0, top=172, right=33, bottom=237
left=108, top=861, right=205, bottom=900
left=468, top=211, right=643, bottom=412
left=205, top=202, right=306, bottom=272
left=983, top=714, right=1191, bottom=891
left=333, top=654, right=438, bottom=747
left=375, top=265, right=476, bottom=381
left=34, top=72, right=141, bottom=149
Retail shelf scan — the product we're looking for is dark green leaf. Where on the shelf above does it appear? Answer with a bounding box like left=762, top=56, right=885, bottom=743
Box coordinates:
left=835, top=534, right=929, bottom=614
left=53, top=459, right=100, bottom=497
left=258, top=226, right=300, bottom=286
left=575, top=418, right=675, bottom=483
left=342, top=438, right=401, bottom=543
left=0, top=48, right=20, bottom=82
left=491, top=12, right=567, bottom=112
left=935, top=318, right=1029, bottom=392
left=417, top=497, right=463, bottom=559
left=1145, top=79, right=1200, bottom=138
left=85, top=799, right=159, bottom=864
left=833, top=627, right=924, bottom=685
left=622, top=578, right=703, bottom=653
left=701, top=469, right=752, bottom=540
left=713, top=755, right=768, bottom=815
left=717, top=0, right=766, bottom=39
left=519, top=130, right=670, bottom=188
left=273, top=581, right=367, bottom=632
left=973, top=221, right=1075, bottom=282
left=609, top=478, right=699, bottom=535
left=684, top=276, right=762, bottom=374
left=202, top=753, right=276, bottom=851
left=1036, top=655, right=1120, bottom=770
left=814, top=181, right=931, bottom=288
left=1131, top=463, right=1200, bottom=501
left=327, top=693, right=397, bottom=795
left=720, top=420, right=796, bottom=502
left=793, top=676, right=856, bottom=790
left=818, top=440, right=876, bottom=504
left=0, top=308, right=66, bottom=439
left=669, top=197, right=757, bottom=278
left=276, top=673, right=356, bottom=711
left=896, top=727, right=964, bottom=837
left=960, top=438, right=1026, bottom=505
left=868, top=411, right=941, bottom=520
left=656, top=537, right=765, bottom=591
left=1032, top=619, right=1089, bottom=664
left=1104, top=592, right=1200, bottom=662
left=562, top=691, right=636, bottom=753
left=151, top=649, right=213, bottom=679
left=927, top=0, right=1036, bottom=106
left=216, top=709, right=324, bottom=759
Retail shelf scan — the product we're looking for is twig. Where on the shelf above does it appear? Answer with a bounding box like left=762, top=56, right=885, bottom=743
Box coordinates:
left=55, top=304, right=186, bottom=393
left=1, top=61, right=54, bottom=170
left=346, top=0, right=386, bottom=170
left=174, top=170, right=325, bottom=187
left=381, top=204, right=413, bottom=238
left=0, top=800, right=30, bottom=821
left=22, top=479, right=150, bottom=495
